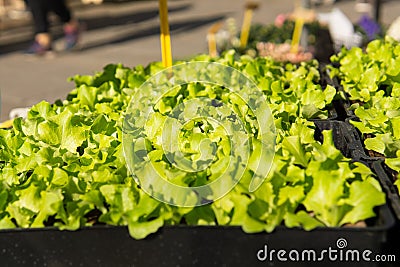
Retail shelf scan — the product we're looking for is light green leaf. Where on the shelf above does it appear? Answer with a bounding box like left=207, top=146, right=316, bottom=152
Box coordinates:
left=285, top=164, right=305, bottom=183
left=128, top=217, right=164, bottom=240
left=0, top=216, right=16, bottom=229
left=37, top=121, right=60, bottom=145
left=285, top=210, right=324, bottom=230
left=324, top=85, right=336, bottom=103
left=364, top=138, right=385, bottom=154
left=386, top=156, right=400, bottom=172
left=282, top=136, right=308, bottom=167
left=278, top=186, right=304, bottom=205
left=351, top=162, right=374, bottom=176
left=391, top=117, right=400, bottom=139
left=77, top=85, right=97, bottom=110
left=56, top=108, right=88, bottom=153
left=242, top=215, right=267, bottom=233
left=340, top=179, right=385, bottom=225
left=14, top=155, right=37, bottom=173
left=32, top=190, right=63, bottom=227
left=350, top=121, right=375, bottom=134
left=303, top=170, right=346, bottom=226
left=301, top=90, right=325, bottom=109
left=52, top=168, right=69, bottom=186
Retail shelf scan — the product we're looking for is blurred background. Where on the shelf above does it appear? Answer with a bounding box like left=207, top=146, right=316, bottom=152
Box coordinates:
left=0, top=0, right=399, bottom=121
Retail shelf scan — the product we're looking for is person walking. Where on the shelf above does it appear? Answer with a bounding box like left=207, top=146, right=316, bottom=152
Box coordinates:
left=25, top=0, right=80, bottom=55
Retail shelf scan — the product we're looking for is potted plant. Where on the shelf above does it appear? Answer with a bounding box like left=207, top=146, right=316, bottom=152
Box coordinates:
left=0, top=51, right=395, bottom=266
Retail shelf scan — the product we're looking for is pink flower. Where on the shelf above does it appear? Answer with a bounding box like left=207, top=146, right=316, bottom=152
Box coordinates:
left=275, top=14, right=287, bottom=27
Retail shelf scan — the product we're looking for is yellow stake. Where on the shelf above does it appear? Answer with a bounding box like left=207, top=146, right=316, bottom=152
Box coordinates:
left=159, top=0, right=172, bottom=68
left=289, top=1, right=316, bottom=54
left=290, top=18, right=304, bottom=54
left=0, top=119, right=13, bottom=129
left=208, top=33, right=217, bottom=58
left=208, top=22, right=223, bottom=57
left=240, top=1, right=259, bottom=49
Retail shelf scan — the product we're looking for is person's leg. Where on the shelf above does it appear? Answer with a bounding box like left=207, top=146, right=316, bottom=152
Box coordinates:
left=47, top=0, right=71, bottom=24
left=47, top=0, right=80, bottom=50
left=26, top=0, right=49, bottom=34
left=26, top=0, right=52, bottom=52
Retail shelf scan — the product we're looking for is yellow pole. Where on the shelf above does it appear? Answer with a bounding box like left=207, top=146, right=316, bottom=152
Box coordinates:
left=208, top=33, right=217, bottom=57
left=290, top=18, right=304, bottom=54
left=159, top=0, right=172, bottom=67
left=0, top=119, right=13, bottom=129
left=208, top=22, right=223, bottom=57
left=240, top=2, right=259, bottom=49
left=240, top=9, right=253, bottom=49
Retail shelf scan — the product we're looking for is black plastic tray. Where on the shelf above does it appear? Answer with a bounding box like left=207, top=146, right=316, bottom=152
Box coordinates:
left=0, top=119, right=396, bottom=266
left=369, top=161, right=400, bottom=221
left=0, top=121, right=396, bottom=266
left=313, top=120, right=366, bottom=159
left=0, top=208, right=395, bottom=267
left=342, top=118, right=400, bottom=201
left=330, top=75, right=355, bottom=119
left=368, top=161, right=400, bottom=265
left=320, top=65, right=355, bottom=120
left=312, top=120, right=400, bottom=265
left=318, top=65, right=339, bottom=120
left=322, top=119, right=400, bottom=224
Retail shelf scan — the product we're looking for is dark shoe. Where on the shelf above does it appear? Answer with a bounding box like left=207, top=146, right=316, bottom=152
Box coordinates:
left=64, top=23, right=81, bottom=51
left=24, top=40, right=52, bottom=55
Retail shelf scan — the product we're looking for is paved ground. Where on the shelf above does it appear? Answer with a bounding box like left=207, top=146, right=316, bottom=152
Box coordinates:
left=0, top=0, right=399, bottom=121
